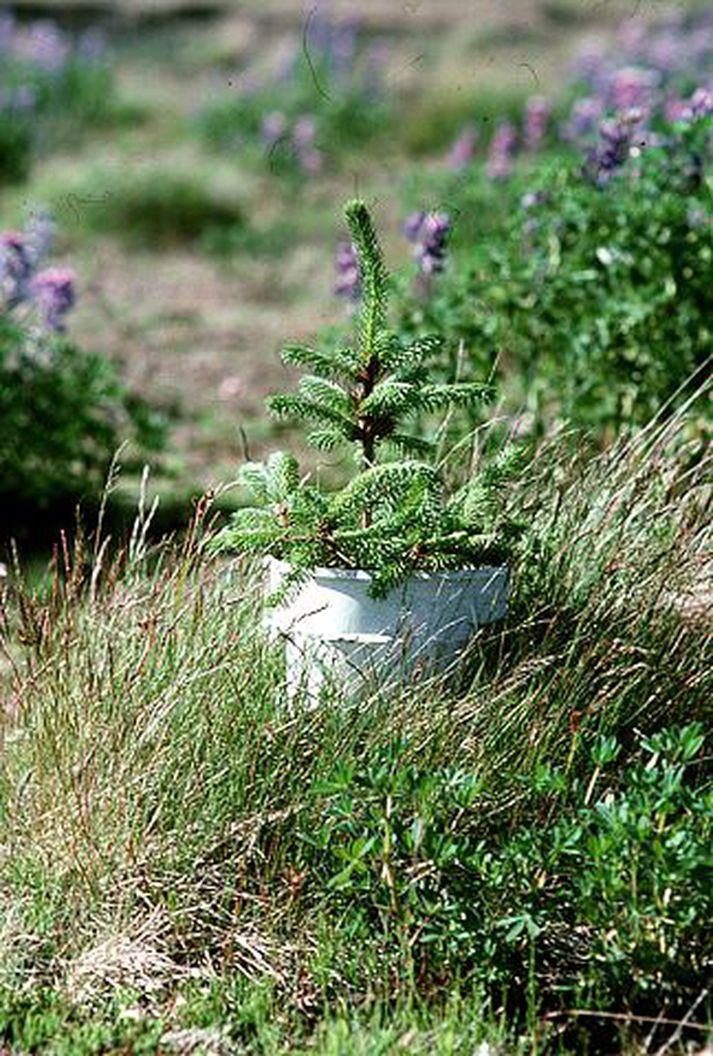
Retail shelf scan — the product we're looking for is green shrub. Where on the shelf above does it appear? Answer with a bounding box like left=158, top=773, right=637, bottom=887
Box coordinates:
left=0, top=107, right=33, bottom=185
left=0, top=316, right=162, bottom=510
left=397, top=120, right=711, bottom=435
left=67, top=169, right=246, bottom=247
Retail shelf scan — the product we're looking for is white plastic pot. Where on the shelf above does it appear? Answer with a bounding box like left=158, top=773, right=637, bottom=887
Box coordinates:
left=265, top=557, right=509, bottom=705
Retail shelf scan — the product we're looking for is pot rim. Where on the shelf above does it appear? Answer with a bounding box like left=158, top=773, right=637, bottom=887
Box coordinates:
left=266, top=555, right=509, bottom=584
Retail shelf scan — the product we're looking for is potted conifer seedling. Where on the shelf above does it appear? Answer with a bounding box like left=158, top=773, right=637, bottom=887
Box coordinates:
left=213, top=200, right=519, bottom=701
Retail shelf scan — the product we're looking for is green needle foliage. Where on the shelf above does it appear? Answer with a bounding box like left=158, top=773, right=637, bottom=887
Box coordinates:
left=213, top=200, right=519, bottom=597
left=270, top=202, right=489, bottom=468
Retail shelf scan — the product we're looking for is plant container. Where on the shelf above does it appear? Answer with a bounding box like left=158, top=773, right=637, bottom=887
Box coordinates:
left=265, top=557, right=509, bottom=705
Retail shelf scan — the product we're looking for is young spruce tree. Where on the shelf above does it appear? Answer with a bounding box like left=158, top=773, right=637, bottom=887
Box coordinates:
left=213, top=199, right=519, bottom=597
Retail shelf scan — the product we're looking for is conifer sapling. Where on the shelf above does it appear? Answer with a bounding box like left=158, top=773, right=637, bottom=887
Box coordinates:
left=213, top=199, right=520, bottom=597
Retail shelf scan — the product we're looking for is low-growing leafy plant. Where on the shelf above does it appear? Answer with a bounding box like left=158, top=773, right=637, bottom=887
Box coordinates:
left=213, top=200, right=521, bottom=597
left=304, top=723, right=711, bottom=1022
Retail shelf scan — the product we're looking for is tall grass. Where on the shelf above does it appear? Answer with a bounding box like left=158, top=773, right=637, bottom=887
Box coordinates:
left=0, top=413, right=709, bottom=1053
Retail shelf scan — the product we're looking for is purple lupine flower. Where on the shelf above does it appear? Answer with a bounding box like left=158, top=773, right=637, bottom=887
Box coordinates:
left=261, top=111, right=287, bottom=149
left=486, top=120, right=517, bottom=179
left=418, top=212, right=451, bottom=274
left=29, top=267, right=76, bottom=331
left=23, top=21, right=70, bottom=72
left=334, top=240, right=360, bottom=302
left=658, top=82, right=711, bottom=128
left=524, top=96, right=550, bottom=152
left=609, top=67, right=659, bottom=115
left=687, top=87, right=713, bottom=120
left=448, top=125, right=478, bottom=171
left=664, top=85, right=713, bottom=124
left=596, top=117, right=633, bottom=171
left=587, top=114, right=638, bottom=182
left=293, top=115, right=317, bottom=149
left=0, top=232, right=32, bottom=307
left=562, top=97, right=605, bottom=143
left=292, top=115, right=323, bottom=174
left=299, top=146, right=323, bottom=175
left=664, top=94, right=690, bottom=123
left=404, top=211, right=451, bottom=275
left=403, top=211, right=426, bottom=242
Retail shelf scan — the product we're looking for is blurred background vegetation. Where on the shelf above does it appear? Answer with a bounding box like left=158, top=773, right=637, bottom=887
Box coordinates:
left=2, top=0, right=708, bottom=548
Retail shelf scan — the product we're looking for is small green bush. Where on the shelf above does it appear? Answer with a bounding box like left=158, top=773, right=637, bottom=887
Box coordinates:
left=0, top=316, right=163, bottom=510
left=397, top=118, right=711, bottom=435
left=0, top=108, right=33, bottom=185
left=73, top=169, right=246, bottom=247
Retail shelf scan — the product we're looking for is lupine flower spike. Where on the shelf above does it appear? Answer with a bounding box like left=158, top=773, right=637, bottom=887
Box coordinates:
left=486, top=121, right=517, bottom=179
left=403, top=211, right=451, bottom=276
left=1, top=213, right=76, bottom=331
left=525, top=96, right=550, bottom=152
left=448, top=125, right=478, bottom=170
left=0, top=232, right=32, bottom=306
left=30, top=268, right=76, bottom=331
